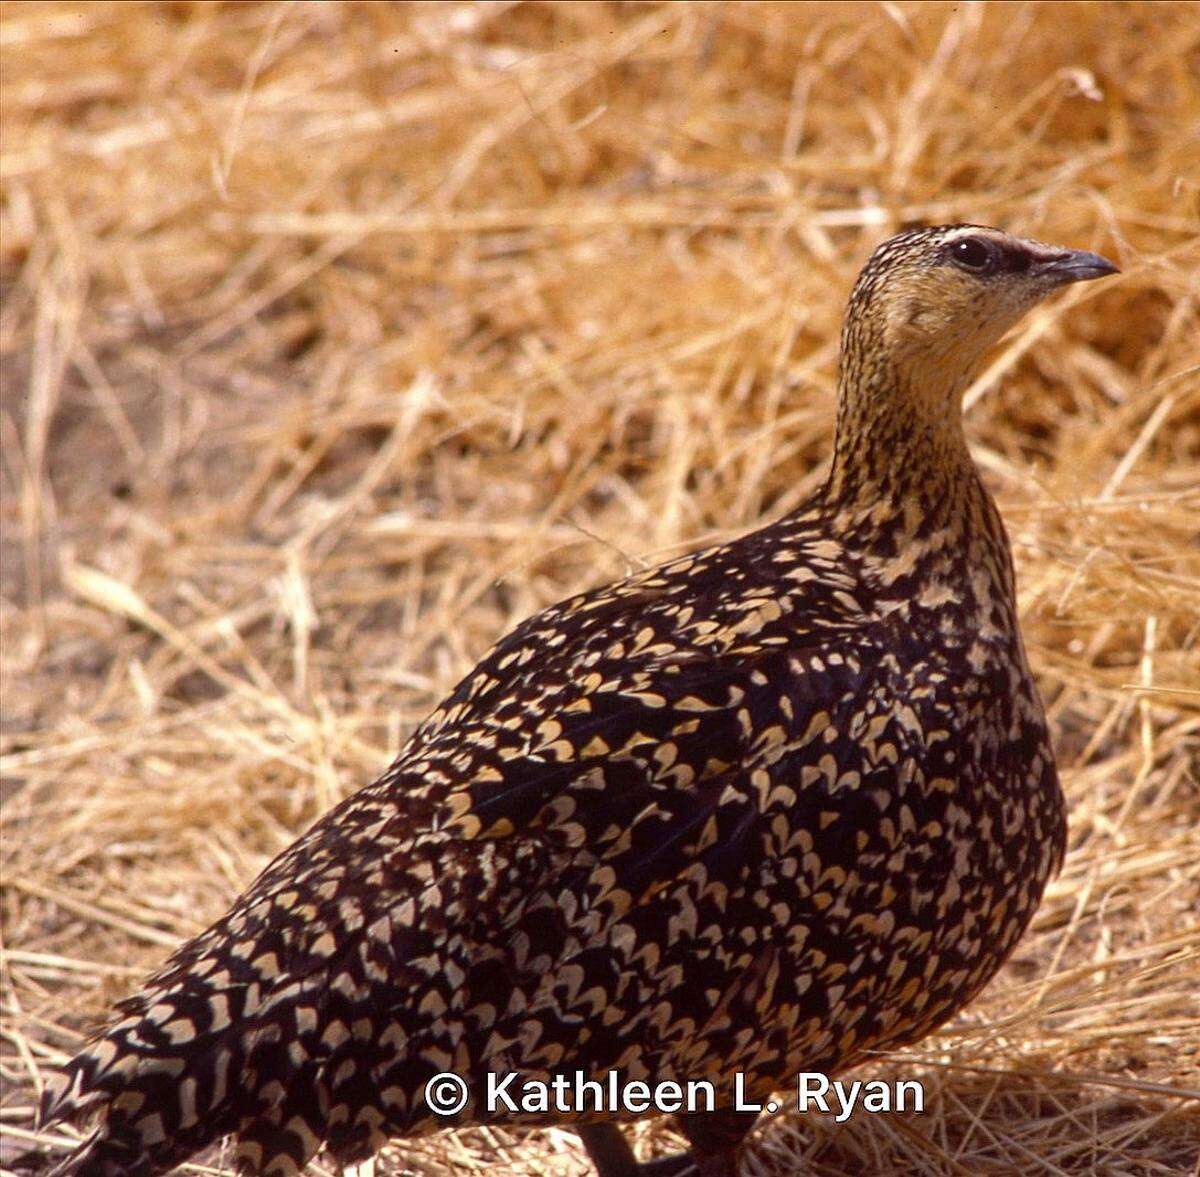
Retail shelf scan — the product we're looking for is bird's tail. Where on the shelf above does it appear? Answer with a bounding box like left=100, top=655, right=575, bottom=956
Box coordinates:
left=37, top=916, right=337, bottom=1177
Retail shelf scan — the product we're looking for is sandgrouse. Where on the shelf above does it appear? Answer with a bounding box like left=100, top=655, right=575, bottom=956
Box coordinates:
left=40, top=225, right=1118, bottom=1177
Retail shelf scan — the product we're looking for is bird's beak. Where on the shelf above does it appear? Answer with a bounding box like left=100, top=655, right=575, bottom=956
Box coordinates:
left=1037, top=248, right=1120, bottom=285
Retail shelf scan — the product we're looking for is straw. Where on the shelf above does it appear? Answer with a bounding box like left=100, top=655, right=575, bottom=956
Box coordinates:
left=2, top=3, right=1197, bottom=1173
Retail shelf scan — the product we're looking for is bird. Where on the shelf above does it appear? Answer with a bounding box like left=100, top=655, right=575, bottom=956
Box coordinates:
left=38, top=224, right=1117, bottom=1177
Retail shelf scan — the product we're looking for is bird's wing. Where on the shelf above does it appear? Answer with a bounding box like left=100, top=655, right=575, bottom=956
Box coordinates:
left=398, top=627, right=887, bottom=1090
left=38, top=546, right=882, bottom=1170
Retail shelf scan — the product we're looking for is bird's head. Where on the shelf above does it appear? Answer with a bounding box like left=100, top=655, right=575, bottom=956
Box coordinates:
left=842, top=224, right=1119, bottom=403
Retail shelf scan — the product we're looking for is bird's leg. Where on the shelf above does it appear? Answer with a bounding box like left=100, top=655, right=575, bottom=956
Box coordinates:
left=674, top=1106, right=757, bottom=1175
left=577, top=1122, right=740, bottom=1176
left=676, top=1105, right=758, bottom=1155
left=577, top=1123, right=699, bottom=1176
left=577, top=1124, right=639, bottom=1176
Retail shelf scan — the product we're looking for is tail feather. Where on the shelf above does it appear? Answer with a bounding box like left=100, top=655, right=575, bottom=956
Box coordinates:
left=41, top=1129, right=138, bottom=1177
left=37, top=898, right=349, bottom=1175
left=39, top=1001, right=250, bottom=1176
left=37, top=796, right=432, bottom=1175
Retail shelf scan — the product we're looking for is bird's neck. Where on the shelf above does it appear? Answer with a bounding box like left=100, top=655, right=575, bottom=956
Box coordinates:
left=822, top=320, right=988, bottom=547
left=813, top=320, right=1022, bottom=641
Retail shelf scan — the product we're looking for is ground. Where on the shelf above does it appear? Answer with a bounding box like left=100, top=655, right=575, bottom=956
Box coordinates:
left=1, top=3, right=1198, bottom=1174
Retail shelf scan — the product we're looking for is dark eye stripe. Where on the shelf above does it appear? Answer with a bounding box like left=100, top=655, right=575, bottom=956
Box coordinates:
left=1002, top=247, right=1031, bottom=274
left=946, top=236, right=1034, bottom=276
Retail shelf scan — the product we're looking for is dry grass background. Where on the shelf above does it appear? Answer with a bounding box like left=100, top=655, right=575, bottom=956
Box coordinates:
left=1, top=2, right=1199, bottom=1174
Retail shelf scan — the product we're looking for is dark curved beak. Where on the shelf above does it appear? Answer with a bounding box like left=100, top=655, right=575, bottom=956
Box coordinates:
left=1038, top=248, right=1120, bottom=285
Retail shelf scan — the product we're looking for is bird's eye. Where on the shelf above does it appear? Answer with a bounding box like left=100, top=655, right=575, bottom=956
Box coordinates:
left=950, top=238, right=993, bottom=271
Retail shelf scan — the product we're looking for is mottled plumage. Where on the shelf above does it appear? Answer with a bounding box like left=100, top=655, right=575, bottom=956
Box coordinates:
left=39, top=225, right=1117, bottom=1177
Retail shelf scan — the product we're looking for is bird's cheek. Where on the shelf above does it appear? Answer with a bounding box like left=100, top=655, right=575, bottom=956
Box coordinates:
left=900, top=298, right=948, bottom=334
left=883, top=303, right=945, bottom=360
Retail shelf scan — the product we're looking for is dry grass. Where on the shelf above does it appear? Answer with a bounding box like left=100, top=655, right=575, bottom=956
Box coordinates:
left=2, top=2, right=1198, bottom=1174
